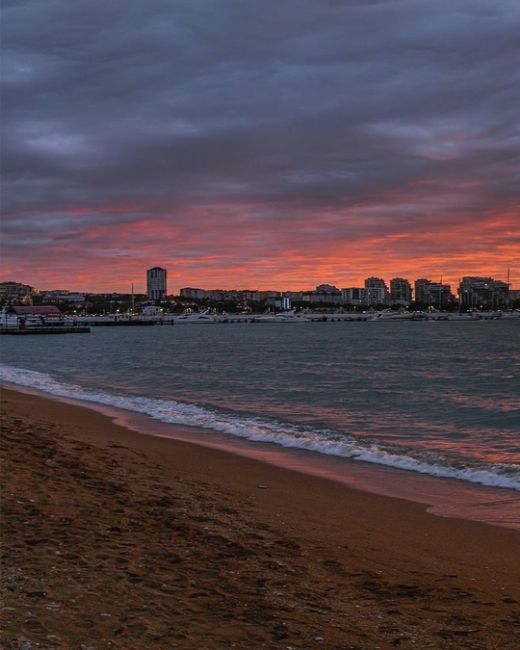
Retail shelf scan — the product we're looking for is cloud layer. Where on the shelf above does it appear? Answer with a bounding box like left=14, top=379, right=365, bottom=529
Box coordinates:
left=2, top=0, right=519, bottom=291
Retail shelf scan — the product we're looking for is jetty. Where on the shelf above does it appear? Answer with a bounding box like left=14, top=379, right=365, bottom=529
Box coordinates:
left=0, top=326, right=90, bottom=335
left=85, top=319, right=157, bottom=326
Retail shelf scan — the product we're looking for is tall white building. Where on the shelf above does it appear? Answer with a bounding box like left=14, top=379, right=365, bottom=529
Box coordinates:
left=147, top=267, right=167, bottom=301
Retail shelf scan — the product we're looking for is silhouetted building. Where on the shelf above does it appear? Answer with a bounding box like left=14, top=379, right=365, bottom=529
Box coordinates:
left=0, top=281, right=34, bottom=301
left=341, top=287, right=365, bottom=306
left=179, top=288, right=282, bottom=305
left=180, top=287, right=206, bottom=300
left=147, top=267, right=167, bottom=300
left=415, top=279, right=453, bottom=308
left=390, top=278, right=412, bottom=305
left=364, top=277, right=388, bottom=305
left=312, top=284, right=342, bottom=304
left=458, top=277, right=509, bottom=309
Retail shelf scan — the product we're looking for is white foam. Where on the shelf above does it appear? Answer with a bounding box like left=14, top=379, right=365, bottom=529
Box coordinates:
left=2, top=364, right=519, bottom=491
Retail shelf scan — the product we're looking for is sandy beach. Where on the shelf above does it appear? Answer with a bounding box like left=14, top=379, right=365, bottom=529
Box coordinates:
left=1, top=386, right=519, bottom=649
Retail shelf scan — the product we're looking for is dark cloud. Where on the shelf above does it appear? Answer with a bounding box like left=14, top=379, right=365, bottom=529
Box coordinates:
left=1, top=0, right=519, bottom=289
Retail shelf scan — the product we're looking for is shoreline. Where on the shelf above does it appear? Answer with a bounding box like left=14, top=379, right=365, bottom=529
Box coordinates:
left=1, top=386, right=520, bottom=648
left=2, top=380, right=520, bottom=531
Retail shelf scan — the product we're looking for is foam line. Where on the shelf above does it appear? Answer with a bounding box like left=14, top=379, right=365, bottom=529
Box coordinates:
left=2, top=364, right=519, bottom=491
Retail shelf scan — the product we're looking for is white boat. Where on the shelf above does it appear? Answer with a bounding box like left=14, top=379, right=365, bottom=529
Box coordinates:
left=254, top=310, right=311, bottom=323
left=496, top=310, right=520, bottom=320
left=173, top=310, right=216, bottom=324
left=444, top=312, right=480, bottom=321
left=369, top=309, right=415, bottom=321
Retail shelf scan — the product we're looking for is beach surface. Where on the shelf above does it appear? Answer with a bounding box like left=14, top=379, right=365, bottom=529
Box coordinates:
left=1, top=387, right=519, bottom=649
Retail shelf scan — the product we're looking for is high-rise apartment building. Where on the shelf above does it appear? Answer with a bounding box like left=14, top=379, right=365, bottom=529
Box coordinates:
left=147, top=267, right=167, bottom=301
left=415, top=279, right=453, bottom=308
left=390, top=278, right=412, bottom=304
left=364, top=277, right=388, bottom=305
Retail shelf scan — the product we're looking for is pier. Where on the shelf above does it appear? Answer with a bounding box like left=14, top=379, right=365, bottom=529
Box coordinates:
left=0, top=326, right=90, bottom=335
left=86, top=319, right=157, bottom=326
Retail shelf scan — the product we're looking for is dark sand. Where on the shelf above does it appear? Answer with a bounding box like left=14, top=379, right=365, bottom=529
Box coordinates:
left=1, top=387, right=519, bottom=649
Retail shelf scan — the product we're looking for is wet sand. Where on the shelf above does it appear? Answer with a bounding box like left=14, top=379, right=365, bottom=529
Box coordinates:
left=1, top=387, right=519, bottom=649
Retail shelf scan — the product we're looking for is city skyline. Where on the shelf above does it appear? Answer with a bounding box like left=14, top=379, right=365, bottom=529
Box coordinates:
left=1, top=1, right=519, bottom=293
left=1, top=270, right=515, bottom=296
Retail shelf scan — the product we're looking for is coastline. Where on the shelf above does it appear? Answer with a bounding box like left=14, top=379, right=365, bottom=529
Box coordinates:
left=1, top=386, right=520, bottom=648
left=3, top=378, right=519, bottom=531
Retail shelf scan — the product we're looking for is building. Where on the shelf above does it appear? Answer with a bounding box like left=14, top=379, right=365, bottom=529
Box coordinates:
left=458, top=277, right=509, bottom=309
left=314, top=284, right=342, bottom=304
left=390, top=278, right=412, bottom=305
left=0, top=282, right=35, bottom=301
left=284, top=291, right=303, bottom=303
left=364, top=277, right=388, bottom=306
left=414, top=279, right=429, bottom=304
left=509, top=289, right=520, bottom=304
left=9, top=305, right=62, bottom=318
left=147, top=267, right=167, bottom=301
left=315, top=284, right=340, bottom=294
left=415, top=279, right=454, bottom=308
left=265, top=295, right=292, bottom=310
left=300, top=285, right=342, bottom=305
left=41, top=291, right=85, bottom=302
left=341, top=287, right=365, bottom=306
left=180, top=288, right=283, bottom=305
left=180, top=287, right=207, bottom=300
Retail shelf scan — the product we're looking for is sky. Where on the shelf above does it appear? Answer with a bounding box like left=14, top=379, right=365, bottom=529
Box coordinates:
left=1, top=0, right=519, bottom=293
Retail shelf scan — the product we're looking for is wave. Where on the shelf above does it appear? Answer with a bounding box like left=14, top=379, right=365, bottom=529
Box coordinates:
left=1, top=364, right=519, bottom=491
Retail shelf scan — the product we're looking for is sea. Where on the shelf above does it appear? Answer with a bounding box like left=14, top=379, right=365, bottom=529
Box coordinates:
left=1, top=320, right=519, bottom=529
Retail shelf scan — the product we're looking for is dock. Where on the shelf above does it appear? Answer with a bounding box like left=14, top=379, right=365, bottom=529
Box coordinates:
left=86, top=319, right=157, bottom=326
left=0, top=326, right=90, bottom=335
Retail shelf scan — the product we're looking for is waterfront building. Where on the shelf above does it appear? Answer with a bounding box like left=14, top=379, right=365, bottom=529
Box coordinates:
left=281, top=296, right=292, bottom=310
left=315, top=284, right=342, bottom=304
left=414, top=279, right=429, bottom=304
left=9, top=305, right=62, bottom=318
left=341, top=287, right=365, bottom=306
left=458, top=277, right=509, bottom=309
left=0, top=281, right=35, bottom=301
left=284, top=291, right=304, bottom=303
left=300, top=285, right=342, bottom=305
left=415, top=279, right=454, bottom=308
left=316, top=284, right=340, bottom=294
left=364, top=277, right=388, bottom=305
left=147, top=267, right=167, bottom=301
left=265, top=295, right=292, bottom=310
left=180, top=288, right=282, bottom=304
left=202, top=290, right=231, bottom=302
left=41, top=291, right=86, bottom=304
left=390, top=278, right=412, bottom=305
left=242, top=290, right=280, bottom=303
left=180, top=287, right=207, bottom=300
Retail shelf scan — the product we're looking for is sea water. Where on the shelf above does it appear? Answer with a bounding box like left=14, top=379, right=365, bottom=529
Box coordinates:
left=1, top=321, right=519, bottom=526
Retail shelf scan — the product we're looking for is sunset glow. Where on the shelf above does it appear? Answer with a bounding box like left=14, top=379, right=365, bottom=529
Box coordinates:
left=1, top=1, right=519, bottom=293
